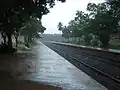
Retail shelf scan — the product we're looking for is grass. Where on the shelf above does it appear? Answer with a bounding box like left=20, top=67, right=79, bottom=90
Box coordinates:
left=109, top=44, right=120, bottom=50
left=66, top=41, right=120, bottom=50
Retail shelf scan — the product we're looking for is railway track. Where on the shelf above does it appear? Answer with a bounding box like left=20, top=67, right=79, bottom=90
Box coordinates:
left=56, top=43, right=120, bottom=68
left=42, top=41, right=120, bottom=90
left=53, top=42, right=120, bottom=66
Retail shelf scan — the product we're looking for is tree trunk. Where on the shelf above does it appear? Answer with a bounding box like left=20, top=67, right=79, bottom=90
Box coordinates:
left=1, top=35, right=7, bottom=44
left=28, top=36, right=32, bottom=43
left=1, top=32, right=6, bottom=44
left=15, top=36, right=18, bottom=48
left=79, top=37, right=81, bottom=44
left=3, top=36, right=6, bottom=44
left=7, top=34, right=12, bottom=49
left=99, top=34, right=110, bottom=49
left=24, top=36, right=28, bottom=43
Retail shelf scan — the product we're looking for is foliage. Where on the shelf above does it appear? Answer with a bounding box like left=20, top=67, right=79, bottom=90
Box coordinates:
left=109, top=44, right=120, bottom=50
left=57, top=1, right=120, bottom=48
left=20, top=18, right=46, bottom=44
left=62, top=26, right=71, bottom=39
left=0, top=0, right=66, bottom=52
left=57, top=22, right=63, bottom=31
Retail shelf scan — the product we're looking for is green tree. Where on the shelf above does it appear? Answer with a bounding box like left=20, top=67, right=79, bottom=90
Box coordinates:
left=20, top=18, right=46, bottom=45
left=87, top=3, right=117, bottom=48
left=0, top=0, right=66, bottom=52
left=57, top=2, right=119, bottom=48
left=62, top=26, right=71, bottom=42
left=57, top=22, right=64, bottom=34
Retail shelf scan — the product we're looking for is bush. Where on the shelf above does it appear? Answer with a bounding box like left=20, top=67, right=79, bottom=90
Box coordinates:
left=109, top=44, right=120, bottom=50
left=25, top=43, right=30, bottom=48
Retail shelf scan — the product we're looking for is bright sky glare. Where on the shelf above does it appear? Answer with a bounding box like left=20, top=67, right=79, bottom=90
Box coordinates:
left=42, top=0, right=105, bottom=34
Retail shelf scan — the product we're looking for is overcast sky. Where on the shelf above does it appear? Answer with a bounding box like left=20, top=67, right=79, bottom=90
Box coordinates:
left=42, top=0, right=105, bottom=34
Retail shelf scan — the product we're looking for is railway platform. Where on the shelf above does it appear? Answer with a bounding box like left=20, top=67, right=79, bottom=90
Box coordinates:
left=22, top=42, right=107, bottom=90
left=0, top=42, right=107, bottom=90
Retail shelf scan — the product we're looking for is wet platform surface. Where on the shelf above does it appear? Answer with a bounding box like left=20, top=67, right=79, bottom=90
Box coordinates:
left=0, top=42, right=107, bottom=90
left=20, top=42, right=107, bottom=90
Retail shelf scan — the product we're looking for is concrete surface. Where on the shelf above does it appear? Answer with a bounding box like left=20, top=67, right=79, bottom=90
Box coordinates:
left=22, top=42, right=107, bottom=90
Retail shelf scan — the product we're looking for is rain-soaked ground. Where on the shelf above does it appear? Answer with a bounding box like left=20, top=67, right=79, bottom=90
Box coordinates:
left=0, top=42, right=107, bottom=90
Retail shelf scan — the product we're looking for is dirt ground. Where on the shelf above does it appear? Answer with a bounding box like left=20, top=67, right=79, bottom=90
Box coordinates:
left=0, top=49, right=61, bottom=90
left=0, top=79, right=61, bottom=90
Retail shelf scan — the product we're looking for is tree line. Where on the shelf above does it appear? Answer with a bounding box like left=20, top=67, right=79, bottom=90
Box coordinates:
left=58, top=0, right=120, bottom=48
left=0, top=0, right=65, bottom=53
